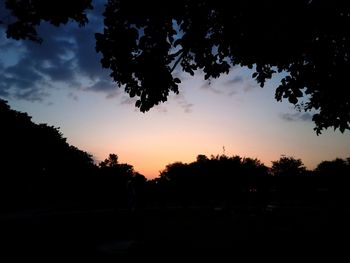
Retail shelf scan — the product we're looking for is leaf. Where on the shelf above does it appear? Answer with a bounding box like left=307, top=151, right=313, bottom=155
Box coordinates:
left=288, top=95, right=298, bottom=104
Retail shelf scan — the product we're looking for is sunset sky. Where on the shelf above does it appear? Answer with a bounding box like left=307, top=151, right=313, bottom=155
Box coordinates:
left=1, top=1, right=350, bottom=179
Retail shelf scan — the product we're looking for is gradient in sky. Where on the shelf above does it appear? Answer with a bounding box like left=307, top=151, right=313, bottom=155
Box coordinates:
left=1, top=0, right=349, bottom=179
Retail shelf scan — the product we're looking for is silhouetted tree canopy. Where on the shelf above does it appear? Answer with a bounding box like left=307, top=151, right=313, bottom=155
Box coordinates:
left=157, top=154, right=269, bottom=204
left=99, top=153, right=119, bottom=168
left=0, top=99, right=148, bottom=210
left=271, top=156, right=306, bottom=176
left=2, top=0, right=92, bottom=42
left=98, top=153, right=146, bottom=208
left=95, top=0, right=350, bottom=134
left=0, top=99, right=97, bottom=210
left=99, top=153, right=144, bottom=178
left=315, top=158, right=350, bottom=176
left=0, top=99, right=94, bottom=176
left=3, top=1, right=350, bottom=133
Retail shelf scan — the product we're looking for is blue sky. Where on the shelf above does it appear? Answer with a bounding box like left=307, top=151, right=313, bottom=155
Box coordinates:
left=1, top=0, right=349, bottom=178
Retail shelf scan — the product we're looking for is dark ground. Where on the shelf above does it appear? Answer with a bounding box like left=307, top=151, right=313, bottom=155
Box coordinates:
left=1, top=201, right=350, bottom=261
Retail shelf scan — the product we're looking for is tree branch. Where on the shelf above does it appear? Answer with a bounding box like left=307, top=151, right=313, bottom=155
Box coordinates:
left=170, top=49, right=186, bottom=73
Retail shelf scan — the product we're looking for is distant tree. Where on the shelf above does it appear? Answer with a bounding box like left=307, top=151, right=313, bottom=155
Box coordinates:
left=156, top=154, right=269, bottom=206
left=98, top=153, right=147, bottom=208
left=98, top=153, right=143, bottom=179
left=271, top=156, right=306, bottom=176
left=3, top=1, right=350, bottom=133
left=241, top=157, right=269, bottom=177
left=315, top=158, right=350, bottom=176
left=159, top=162, right=189, bottom=182
left=196, top=154, right=209, bottom=163
left=99, top=153, right=119, bottom=168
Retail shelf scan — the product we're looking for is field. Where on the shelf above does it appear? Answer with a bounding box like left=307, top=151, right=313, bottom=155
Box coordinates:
left=1, top=198, right=349, bottom=260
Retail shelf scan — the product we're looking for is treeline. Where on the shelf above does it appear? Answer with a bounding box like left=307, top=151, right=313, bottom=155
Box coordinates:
left=0, top=99, right=146, bottom=211
left=149, top=155, right=350, bottom=208
left=1, top=99, right=349, bottom=212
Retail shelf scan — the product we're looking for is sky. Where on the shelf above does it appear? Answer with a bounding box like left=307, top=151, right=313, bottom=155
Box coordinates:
left=1, top=1, right=350, bottom=179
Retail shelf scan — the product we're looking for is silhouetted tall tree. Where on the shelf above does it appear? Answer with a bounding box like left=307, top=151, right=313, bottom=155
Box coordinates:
left=3, top=1, right=350, bottom=133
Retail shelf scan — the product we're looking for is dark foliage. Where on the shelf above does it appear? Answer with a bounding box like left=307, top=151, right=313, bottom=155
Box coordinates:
left=315, top=157, right=350, bottom=177
left=271, top=156, right=306, bottom=176
left=0, top=99, right=95, bottom=210
left=0, top=99, right=146, bottom=211
left=97, top=153, right=146, bottom=208
left=0, top=99, right=95, bottom=176
left=2, top=100, right=350, bottom=258
left=95, top=0, right=350, bottom=134
left=2, top=1, right=350, bottom=133
left=151, top=154, right=270, bottom=207
left=3, top=0, right=92, bottom=42
left=1, top=98, right=350, bottom=258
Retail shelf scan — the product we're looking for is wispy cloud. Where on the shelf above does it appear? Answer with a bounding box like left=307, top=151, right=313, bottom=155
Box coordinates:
left=172, top=92, right=194, bottom=113
left=243, top=81, right=257, bottom=92
left=84, top=79, right=116, bottom=92
left=119, top=95, right=137, bottom=106
left=155, top=105, right=168, bottom=113
left=280, top=112, right=313, bottom=122
left=68, top=92, right=79, bottom=101
left=200, top=80, right=223, bottom=94
left=223, top=75, right=244, bottom=86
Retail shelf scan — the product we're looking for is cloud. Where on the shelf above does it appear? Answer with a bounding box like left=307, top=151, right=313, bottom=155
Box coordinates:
left=0, top=3, right=115, bottom=102
left=14, top=88, right=49, bottom=102
left=85, top=79, right=116, bottom=92
left=68, top=92, right=79, bottom=101
left=155, top=105, right=168, bottom=113
left=0, top=24, right=77, bottom=100
left=173, top=93, right=194, bottom=113
left=200, top=81, right=223, bottom=94
left=223, top=74, right=257, bottom=94
left=120, top=95, right=137, bottom=106
left=228, top=90, right=238, bottom=96
left=212, top=69, right=259, bottom=97
left=73, top=27, right=107, bottom=79
left=1, top=56, right=52, bottom=101
left=224, top=75, right=244, bottom=86
left=0, top=4, right=257, bottom=110
left=280, top=112, right=313, bottom=122
left=243, top=81, right=257, bottom=92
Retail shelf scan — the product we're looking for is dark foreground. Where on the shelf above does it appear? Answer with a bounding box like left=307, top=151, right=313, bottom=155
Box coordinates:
left=1, top=201, right=350, bottom=261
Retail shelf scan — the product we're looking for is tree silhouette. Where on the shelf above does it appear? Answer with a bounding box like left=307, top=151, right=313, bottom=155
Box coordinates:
left=0, top=99, right=96, bottom=210
left=271, top=156, right=306, bottom=177
left=99, top=153, right=119, bottom=168
left=315, top=158, right=350, bottom=177
left=2, top=1, right=350, bottom=133
left=97, top=153, right=146, bottom=208
left=3, top=0, right=92, bottom=42
left=95, top=0, right=350, bottom=134
left=156, top=154, right=270, bottom=206
left=0, top=99, right=94, bottom=176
